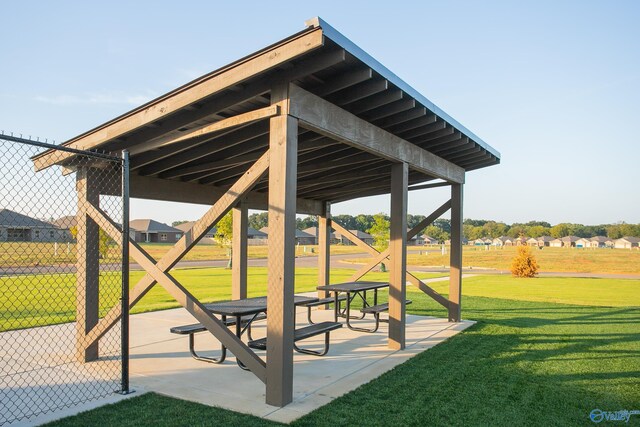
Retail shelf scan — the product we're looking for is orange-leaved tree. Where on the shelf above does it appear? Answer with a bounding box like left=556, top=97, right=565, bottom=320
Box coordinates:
left=510, top=245, right=539, bottom=278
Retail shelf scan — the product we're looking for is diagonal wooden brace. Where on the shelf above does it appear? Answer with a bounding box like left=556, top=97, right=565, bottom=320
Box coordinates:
left=84, top=202, right=267, bottom=381
left=81, top=150, right=270, bottom=351
left=343, top=200, right=452, bottom=308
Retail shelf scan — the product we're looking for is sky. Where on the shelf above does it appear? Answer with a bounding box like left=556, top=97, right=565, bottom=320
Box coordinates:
left=1, top=1, right=639, bottom=226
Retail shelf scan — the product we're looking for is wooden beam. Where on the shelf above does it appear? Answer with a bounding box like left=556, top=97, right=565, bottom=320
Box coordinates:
left=318, top=202, right=331, bottom=305
left=75, top=168, right=100, bottom=362
left=331, top=221, right=378, bottom=256
left=128, top=105, right=279, bottom=155
left=33, top=29, right=325, bottom=171
left=389, top=163, right=407, bottom=350
left=128, top=173, right=323, bottom=215
left=408, top=181, right=451, bottom=191
left=449, top=183, right=463, bottom=322
left=364, top=98, right=416, bottom=122
left=314, top=67, right=373, bottom=96
left=81, top=151, right=271, bottom=351
left=289, top=84, right=465, bottom=183
left=232, top=200, right=248, bottom=300
left=137, top=121, right=270, bottom=175
left=266, top=112, right=297, bottom=407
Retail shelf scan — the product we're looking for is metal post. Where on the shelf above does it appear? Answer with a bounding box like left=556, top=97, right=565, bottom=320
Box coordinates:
left=120, top=150, right=130, bottom=393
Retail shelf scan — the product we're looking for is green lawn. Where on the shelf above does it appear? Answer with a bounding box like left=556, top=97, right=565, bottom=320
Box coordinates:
left=0, top=267, right=445, bottom=331
left=45, top=274, right=640, bottom=427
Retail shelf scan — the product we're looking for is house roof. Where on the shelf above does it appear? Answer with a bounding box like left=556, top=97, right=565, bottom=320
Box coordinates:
left=51, top=215, right=76, bottom=229
left=560, top=235, right=581, bottom=242
left=260, top=227, right=315, bottom=239
left=590, top=236, right=611, bottom=242
left=130, top=219, right=182, bottom=233
left=0, top=209, right=58, bottom=229
left=421, top=235, right=438, bottom=241
left=302, top=226, right=337, bottom=239
left=247, top=227, right=267, bottom=237
left=173, top=221, right=216, bottom=234
left=617, top=236, right=640, bottom=243
left=537, top=236, right=554, bottom=242
left=32, top=18, right=499, bottom=209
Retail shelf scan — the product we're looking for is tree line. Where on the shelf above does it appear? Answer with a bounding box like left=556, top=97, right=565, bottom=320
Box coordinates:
left=174, top=214, right=640, bottom=242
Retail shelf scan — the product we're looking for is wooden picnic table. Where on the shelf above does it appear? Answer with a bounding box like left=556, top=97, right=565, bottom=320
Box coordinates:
left=316, top=281, right=390, bottom=332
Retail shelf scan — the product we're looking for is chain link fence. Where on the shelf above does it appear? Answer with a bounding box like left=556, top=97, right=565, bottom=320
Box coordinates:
left=0, top=134, right=129, bottom=425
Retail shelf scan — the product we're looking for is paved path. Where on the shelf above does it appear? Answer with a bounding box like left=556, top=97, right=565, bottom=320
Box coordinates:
left=2, top=252, right=639, bottom=280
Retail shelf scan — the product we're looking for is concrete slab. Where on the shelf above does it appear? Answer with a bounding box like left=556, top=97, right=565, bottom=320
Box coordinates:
left=1, top=295, right=473, bottom=425
left=127, top=297, right=474, bottom=423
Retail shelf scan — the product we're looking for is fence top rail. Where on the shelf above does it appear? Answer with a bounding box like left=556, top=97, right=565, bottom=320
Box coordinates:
left=0, top=132, right=122, bottom=162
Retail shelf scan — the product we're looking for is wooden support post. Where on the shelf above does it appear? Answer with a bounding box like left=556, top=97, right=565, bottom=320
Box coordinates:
left=232, top=200, right=248, bottom=300
left=76, top=168, right=100, bottom=362
left=317, top=202, right=331, bottom=306
left=389, top=162, right=408, bottom=350
left=449, top=183, right=464, bottom=322
left=266, top=111, right=298, bottom=407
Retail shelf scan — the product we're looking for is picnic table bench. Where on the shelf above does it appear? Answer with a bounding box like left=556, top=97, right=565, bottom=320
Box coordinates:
left=248, top=321, right=342, bottom=356
left=360, top=300, right=413, bottom=332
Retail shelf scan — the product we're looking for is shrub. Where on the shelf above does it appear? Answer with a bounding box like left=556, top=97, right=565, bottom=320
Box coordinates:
left=510, top=245, right=539, bottom=277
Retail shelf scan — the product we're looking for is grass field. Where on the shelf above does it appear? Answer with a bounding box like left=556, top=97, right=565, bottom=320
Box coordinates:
left=348, top=245, right=640, bottom=274
left=0, top=242, right=366, bottom=267
left=0, top=267, right=446, bottom=331
left=47, top=276, right=640, bottom=427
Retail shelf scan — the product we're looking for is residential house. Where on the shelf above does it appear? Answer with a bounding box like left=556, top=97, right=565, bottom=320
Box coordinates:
left=421, top=235, right=439, bottom=245
left=473, top=238, right=491, bottom=246
left=333, top=229, right=374, bottom=246
left=248, top=227, right=267, bottom=240
left=536, top=236, right=554, bottom=247
left=0, top=208, right=66, bottom=242
left=408, top=230, right=424, bottom=246
left=560, top=235, right=581, bottom=247
left=575, top=238, right=591, bottom=248
left=303, top=226, right=339, bottom=244
left=260, top=227, right=317, bottom=245
left=130, top=219, right=183, bottom=243
left=614, top=236, right=640, bottom=249
left=174, top=221, right=215, bottom=238
left=549, top=238, right=563, bottom=248
left=589, top=236, right=613, bottom=248
left=492, top=236, right=509, bottom=246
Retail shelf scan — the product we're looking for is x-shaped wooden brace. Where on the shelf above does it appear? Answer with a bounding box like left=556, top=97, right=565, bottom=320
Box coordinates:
left=78, top=151, right=271, bottom=381
left=333, top=200, right=452, bottom=309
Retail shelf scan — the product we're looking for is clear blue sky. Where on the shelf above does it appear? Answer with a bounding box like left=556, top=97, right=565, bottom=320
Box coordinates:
left=2, top=1, right=638, bottom=226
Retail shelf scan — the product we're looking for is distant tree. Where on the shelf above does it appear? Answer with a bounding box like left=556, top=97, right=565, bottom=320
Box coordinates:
left=527, top=225, right=550, bottom=238
left=248, top=212, right=268, bottom=231
left=507, top=225, right=526, bottom=238
left=172, top=220, right=190, bottom=227
left=483, top=221, right=509, bottom=238
left=214, top=212, right=233, bottom=268
left=355, top=214, right=374, bottom=232
left=433, top=219, right=451, bottom=233
left=510, top=245, right=539, bottom=278
left=296, top=215, right=318, bottom=230
left=423, top=225, right=449, bottom=243
left=368, top=213, right=390, bottom=271
left=69, top=226, right=111, bottom=259
left=524, top=220, right=552, bottom=228
left=332, top=214, right=357, bottom=230
left=464, top=219, right=488, bottom=227
left=550, top=223, right=572, bottom=238
left=407, top=214, right=426, bottom=231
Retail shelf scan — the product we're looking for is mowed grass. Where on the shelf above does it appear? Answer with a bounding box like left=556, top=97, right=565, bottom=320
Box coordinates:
left=348, top=245, right=640, bottom=274
left=0, top=241, right=366, bottom=266
left=48, top=282, right=640, bottom=427
left=0, top=267, right=444, bottom=331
